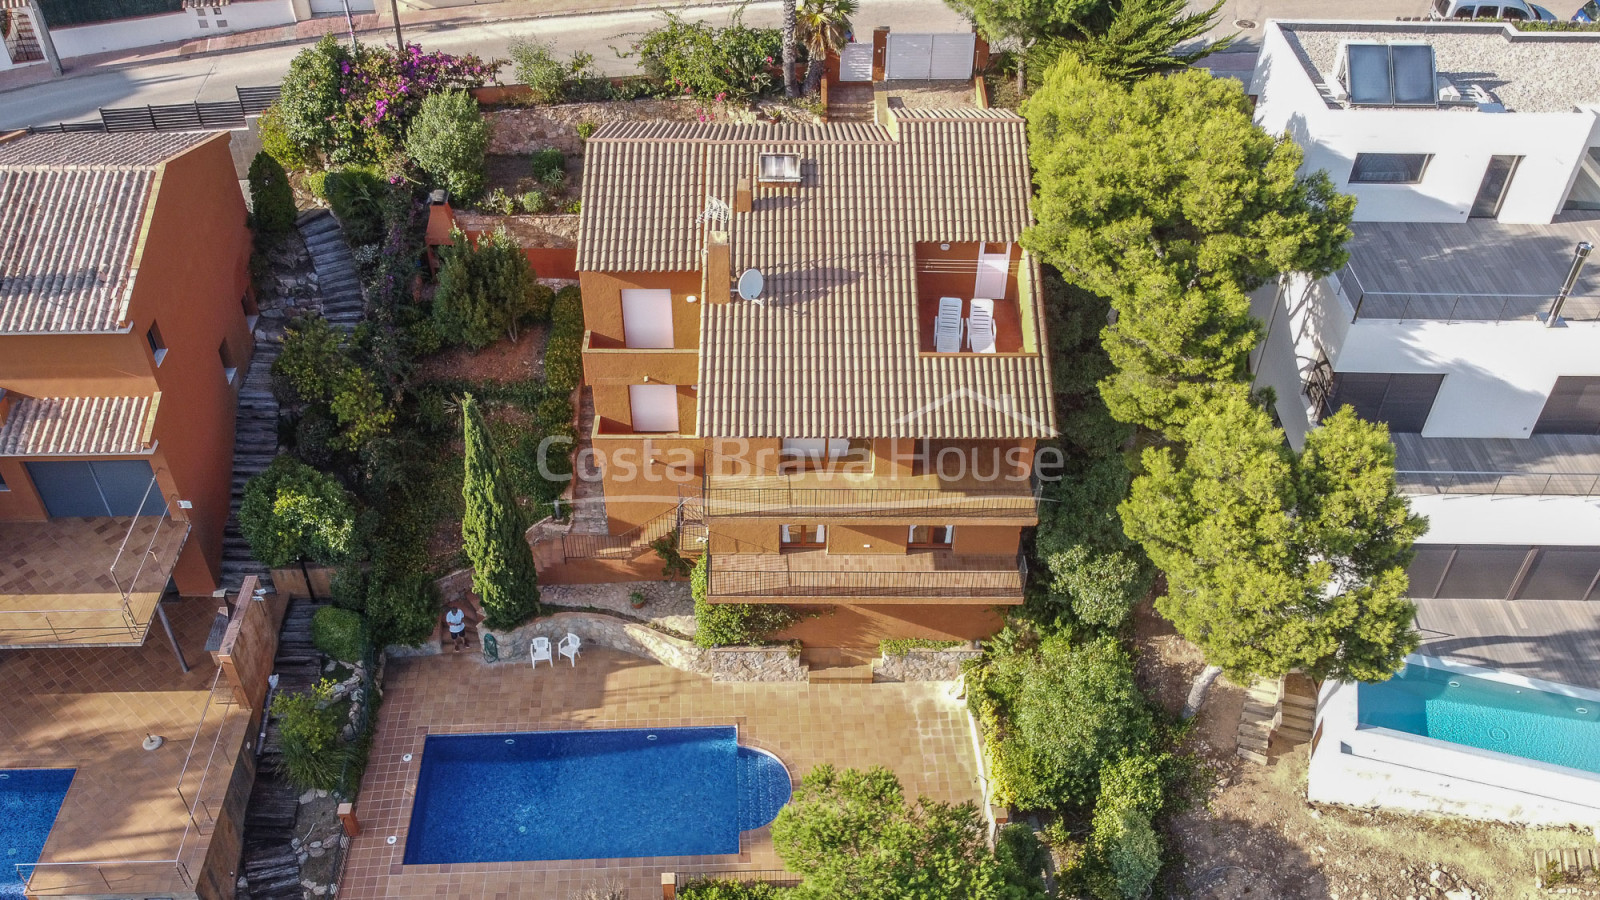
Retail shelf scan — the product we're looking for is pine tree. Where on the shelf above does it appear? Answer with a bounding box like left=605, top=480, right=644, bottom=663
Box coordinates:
left=460, top=393, right=541, bottom=630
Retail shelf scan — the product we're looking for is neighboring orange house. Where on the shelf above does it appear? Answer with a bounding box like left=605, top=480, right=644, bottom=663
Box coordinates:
left=0, top=130, right=254, bottom=651
left=576, top=109, right=1056, bottom=649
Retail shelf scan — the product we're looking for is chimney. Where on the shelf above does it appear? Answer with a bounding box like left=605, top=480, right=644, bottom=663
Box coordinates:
left=704, top=230, right=732, bottom=304
left=734, top=176, right=752, bottom=214
left=1545, top=241, right=1594, bottom=327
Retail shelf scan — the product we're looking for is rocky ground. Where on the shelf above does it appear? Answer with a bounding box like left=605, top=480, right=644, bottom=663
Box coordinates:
left=1132, top=603, right=1594, bottom=900
left=541, top=580, right=694, bottom=638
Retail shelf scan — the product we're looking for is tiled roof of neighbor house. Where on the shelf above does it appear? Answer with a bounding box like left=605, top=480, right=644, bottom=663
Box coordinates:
left=578, top=112, right=1056, bottom=440
left=1276, top=21, right=1600, bottom=114
left=0, top=394, right=157, bottom=456
left=0, top=131, right=215, bottom=334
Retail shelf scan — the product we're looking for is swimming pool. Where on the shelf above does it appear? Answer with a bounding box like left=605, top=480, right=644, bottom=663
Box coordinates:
left=403, top=727, right=791, bottom=864
left=0, top=769, right=75, bottom=898
left=1358, top=663, right=1600, bottom=775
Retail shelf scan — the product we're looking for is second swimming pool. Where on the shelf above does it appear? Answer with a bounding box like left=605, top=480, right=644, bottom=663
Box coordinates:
left=403, top=726, right=791, bottom=864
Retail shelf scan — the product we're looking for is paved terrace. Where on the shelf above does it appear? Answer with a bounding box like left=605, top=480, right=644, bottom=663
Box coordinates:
left=1415, top=597, right=1600, bottom=691
left=0, top=595, right=247, bottom=897
left=340, top=650, right=984, bottom=899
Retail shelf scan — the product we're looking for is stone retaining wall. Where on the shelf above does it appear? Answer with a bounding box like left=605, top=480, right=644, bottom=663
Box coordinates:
left=487, top=101, right=715, bottom=156
left=707, top=646, right=808, bottom=683
left=875, top=648, right=983, bottom=682
left=484, top=611, right=710, bottom=674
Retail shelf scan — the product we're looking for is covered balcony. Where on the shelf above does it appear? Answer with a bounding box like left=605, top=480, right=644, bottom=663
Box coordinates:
left=704, top=468, right=1039, bottom=522
left=706, top=549, right=1026, bottom=604
left=913, top=241, right=1041, bottom=354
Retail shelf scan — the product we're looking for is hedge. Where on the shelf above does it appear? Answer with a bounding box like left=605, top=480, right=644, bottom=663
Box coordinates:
left=544, top=285, right=585, bottom=393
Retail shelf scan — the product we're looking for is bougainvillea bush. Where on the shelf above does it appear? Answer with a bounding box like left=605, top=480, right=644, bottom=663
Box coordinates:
left=279, top=35, right=500, bottom=168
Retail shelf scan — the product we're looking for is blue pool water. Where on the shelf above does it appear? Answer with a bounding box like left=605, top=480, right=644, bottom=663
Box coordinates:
left=1359, top=664, right=1600, bottom=775
left=0, top=769, right=75, bottom=898
left=404, top=727, right=791, bottom=864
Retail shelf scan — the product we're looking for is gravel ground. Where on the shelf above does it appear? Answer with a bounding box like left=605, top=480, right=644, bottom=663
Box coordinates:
left=541, top=581, right=695, bottom=637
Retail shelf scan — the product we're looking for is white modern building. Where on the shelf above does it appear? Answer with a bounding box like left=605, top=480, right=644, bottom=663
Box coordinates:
left=1248, top=20, right=1600, bottom=825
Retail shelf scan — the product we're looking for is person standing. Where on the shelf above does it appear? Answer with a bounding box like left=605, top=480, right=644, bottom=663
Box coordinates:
left=444, top=603, right=469, bottom=652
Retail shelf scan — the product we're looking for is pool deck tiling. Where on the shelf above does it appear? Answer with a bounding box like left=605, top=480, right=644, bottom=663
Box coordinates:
left=340, top=648, right=985, bottom=899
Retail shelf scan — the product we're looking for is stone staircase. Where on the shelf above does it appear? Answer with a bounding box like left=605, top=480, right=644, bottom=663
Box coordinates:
left=1279, top=673, right=1317, bottom=745
left=568, top=387, right=608, bottom=535
left=1237, top=674, right=1317, bottom=763
left=297, top=211, right=365, bottom=330
left=827, top=82, right=876, bottom=123
left=220, top=340, right=280, bottom=594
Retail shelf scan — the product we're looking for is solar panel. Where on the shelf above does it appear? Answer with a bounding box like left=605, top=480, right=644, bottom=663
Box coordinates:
left=1391, top=44, right=1437, bottom=105
left=1346, top=44, right=1394, bottom=105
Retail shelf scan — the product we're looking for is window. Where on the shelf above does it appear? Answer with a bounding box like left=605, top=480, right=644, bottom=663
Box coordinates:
left=146, top=322, right=167, bottom=365
left=908, top=525, right=954, bottom=548
left=780, top=438, right=872, bottom=472
left=219, top=340, right=238, bottom=384
left=781, top=524, right=826, bottom=547
left=0, top=469, right=8, bottom=492
left=1534, top=376, right=1600, bottom=435
left=1350, top=153, right=1432, bottom=184
left=1322, top=372, right=1444, bottom=432
left=1452, top=4, right=1477, bottom=16
left=1474, top=4, right=1500, bottom=15
left=757, top=153, right=802, bottom=184
left=1432, top=0, right=1449, bottom=12
left=1502, top=5, right=1527, bottom=18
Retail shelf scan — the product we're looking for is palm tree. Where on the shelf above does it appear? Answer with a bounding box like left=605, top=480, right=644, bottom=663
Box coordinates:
left=797, top=0, right=858, bottom=96
left=782, top=0, right=799, bottom=98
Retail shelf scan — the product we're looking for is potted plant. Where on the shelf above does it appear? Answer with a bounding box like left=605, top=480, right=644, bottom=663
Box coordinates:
left=629, top=590, right=647, bottom=610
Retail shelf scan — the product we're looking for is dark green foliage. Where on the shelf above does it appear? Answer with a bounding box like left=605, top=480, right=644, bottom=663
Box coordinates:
left=529, top=148, right=566, bottom=185
left=1083, top=755, right=1166, bottom=899
left=1121, top=393, right=1426, bottom=682
left=652, top=529, right=693, bottom=578
left=433, top=227, right=549, bottom=350
left=324, top=167, right=388, bottom=246
left=678, top=879, right=786, bottom=900
left=968, top=635, right=1156, bottom=810
left=691, top=554, right=795, bottom=647
left=460, top=393, right=542, bottom=631
left=544, top=285, right=585, bottom=393
left=274, top=316, right=395, bottom=454
left=1023, top=55, right=1354, bottom=435
left=634, top=11, right=784, bottom=100
left=248, top=151, right=296, bottom=239
left=508, top=39, right=599, bottom=104
left=879, top=637, right=961, bottom=656
left=239, top=456, right=357, bottom=568
left=996, top=824, right=1052, bottom=899
left=278, top=36, right=352, bottom=167
left=1069, top=0, right=1230, bottom=83
left=271, top=680, right=344, bottom=792
left=770, top=765, right=1049, bottom=900
left=1047, top=545, right=1147, bottom=628
left=406, top=89, right=490, bottom=201
left=258, top=103, right=310, bottom=171
left=311, top=606, right=368, bottom=662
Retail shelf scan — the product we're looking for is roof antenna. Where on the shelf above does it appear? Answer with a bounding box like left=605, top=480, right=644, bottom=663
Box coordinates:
left=699, top=195, right=732, bottom=227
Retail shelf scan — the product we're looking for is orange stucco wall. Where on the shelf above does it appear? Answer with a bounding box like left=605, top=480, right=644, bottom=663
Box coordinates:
left=0, top=134, right=251, bottom=596
left=774, top=603, right=1006, bottom=647
left=578, top=271, right=703, bottom=350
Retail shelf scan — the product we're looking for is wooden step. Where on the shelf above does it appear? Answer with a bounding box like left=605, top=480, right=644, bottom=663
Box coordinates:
left=808, top=664, right=874, bottom=684
left=1237, top=747, right=1269, bottom=764
left=1282, top=693, right=1318, bottom=710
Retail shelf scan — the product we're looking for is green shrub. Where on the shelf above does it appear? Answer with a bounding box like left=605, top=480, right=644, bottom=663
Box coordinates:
left=406, top=89, right=489, bottom=201
left=274, top=316, right=344, bottom=406
left=271, top=679, right=344, bottom=791
left=634, top=11, right=782, bottom=101
left=1087, top=760, right=1166, bottom=900
left=483, top=188, right=517, bottom=215
left=564, top=198, right=582, bottom=215
left=433, top=227, right=546, bottom=349
left=330, top=366, right=394, bottom=451
left=651, top=529, right=693, bottom=577
left=248, top=150, right=297, bottom=239
left=678, top=879, right=786, bottom=900
left=324, top=167, right=388, bottom=245
left=529, top=148, right=566, bottom=185
left=305, top=169, right=329, bottom=199
left=507, top=39, right=598, bottom=104
left=544, top=285, right=585, bottom=392
left=575, top=121, right=598, bottom=142
left=879, top=637, right=961, bottom=656
left=691, top=553, right=796, bottom=647
left=996, top=823, right=1053, bottom=898
left=257, top=102, right=312, bottom=170
left=239, top=456, right=357, bottom=568
left=519, top=190, right=550, bottom=214
left=366, top=572, right=440, bottom=647
left=312, top=606, right=368, bottom=662
left=1048, top=544, right=1148, bottom=629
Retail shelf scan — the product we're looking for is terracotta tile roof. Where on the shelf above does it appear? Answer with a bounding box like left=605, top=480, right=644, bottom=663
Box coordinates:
left=0, top=131, right=215, bottom=334
left=578, top=111, right=1055, bottom=440
left=0, top=394, right=157, bottom=456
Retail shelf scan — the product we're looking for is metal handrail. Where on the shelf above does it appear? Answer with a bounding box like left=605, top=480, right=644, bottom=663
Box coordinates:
left=1394, top=469, right=1600, bottom=497
left=708, top=554, right=1027, bottom=600
left=1341, top=262, right=1600, bottom=323
left=562, top=495, right=697, bottom=560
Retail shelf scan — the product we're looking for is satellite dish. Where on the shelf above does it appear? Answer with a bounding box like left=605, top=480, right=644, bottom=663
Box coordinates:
left=737, top=268, right=765, bottom=302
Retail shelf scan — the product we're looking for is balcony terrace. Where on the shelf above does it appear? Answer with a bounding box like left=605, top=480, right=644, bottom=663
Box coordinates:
left=913, top=241, right=1041, bottom=355
left=706, top=549, right=1026, bottom=604
left=704, top=469, right=1038, bottom=522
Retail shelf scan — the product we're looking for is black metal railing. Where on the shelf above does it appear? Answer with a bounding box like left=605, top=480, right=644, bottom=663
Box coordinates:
left=1395, top=470, right=1600, bottom=497
left=708, top=555, right=1027, bottom=600
left=27, top=84, right=281, bottom=135
left=561, top=495, right=704, bottom=560
left=1339, top=262, right=1600, bottom=324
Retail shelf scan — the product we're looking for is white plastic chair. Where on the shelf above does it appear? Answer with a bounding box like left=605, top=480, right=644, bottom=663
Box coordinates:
left=934, top=297, right=964, bottom=353
left=530, top=636, right=553, bottom=669
left=968, top=298, right=997, bottom=353
left=558, top=633, right=582, bottom=666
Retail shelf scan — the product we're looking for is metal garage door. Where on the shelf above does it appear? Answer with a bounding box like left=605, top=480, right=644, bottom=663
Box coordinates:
left=24, top=460, right=167, bottom=518
left=886, top=32, right=976, bottom=81
left=309, top=0, right=376, bottom=16
left=839, top=43, right=874, bottom=82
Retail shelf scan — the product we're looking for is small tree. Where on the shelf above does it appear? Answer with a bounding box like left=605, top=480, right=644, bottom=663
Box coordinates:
left=405, top=89, right=489, bottom=201
left=461, top=393, right=542, bottom=630
left=1120, top=391, right=1427, bottom=682
left=433, top=227, right=548, bottom=350
left=781, top=0, right=799, bottom=98
left=239, top=455, right=357, bottom=569
left=771, top=765, right=1048, bottom=900
left=248, top=151, right=296, bottom=239
left=797, top=0, right=857, bottom=95
left=1070, top=0, right=1230, bottom=83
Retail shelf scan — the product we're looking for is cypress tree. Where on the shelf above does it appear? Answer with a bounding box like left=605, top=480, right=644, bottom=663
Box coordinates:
left=460, top=393, right=542, bottom=630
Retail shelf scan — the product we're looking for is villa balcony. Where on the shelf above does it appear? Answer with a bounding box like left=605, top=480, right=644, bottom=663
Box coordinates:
left=703, top=469, right=1039, bottom=523
left=705, top=550, right=1026, bottom=604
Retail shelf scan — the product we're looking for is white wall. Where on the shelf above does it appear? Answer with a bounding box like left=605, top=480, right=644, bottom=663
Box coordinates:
left=50, top=0, right=295, bottom=59
left=1408, top=495, right=1600, bottom=545
left=1254, top=22, right=1600, bottom=225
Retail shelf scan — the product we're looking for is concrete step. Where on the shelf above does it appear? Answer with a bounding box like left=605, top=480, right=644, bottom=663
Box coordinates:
left=808, top=664, right=874, bottom=684
left=1236, top=747, right=1270, bottom=765
left=1282, top=694, right=1318, bottom=710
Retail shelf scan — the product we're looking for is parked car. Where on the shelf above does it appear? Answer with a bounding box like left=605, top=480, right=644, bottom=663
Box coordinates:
left=1430, top=0, right=1560, bottom=20
left=1574, top=0, right=1599, bottom=21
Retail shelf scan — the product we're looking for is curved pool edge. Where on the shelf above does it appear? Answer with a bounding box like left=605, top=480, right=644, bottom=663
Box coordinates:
left=734, top=743, right=794, bottom=832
